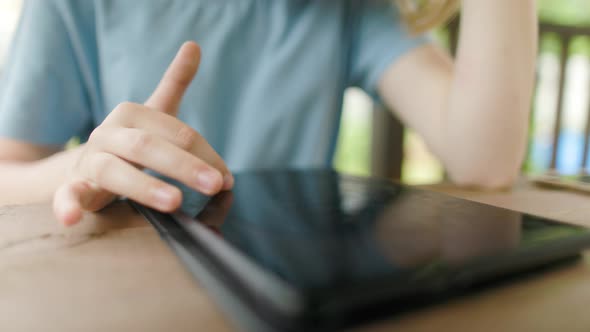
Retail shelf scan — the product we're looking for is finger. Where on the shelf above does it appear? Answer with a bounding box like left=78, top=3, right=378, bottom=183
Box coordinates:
left=53, top=181, right=85, bottom=226
left=145, top=41, right=201, bottom=115
left=53, top=180, right=115, bottom=226
left=80, top=152, right=183, bottom=212
left=92, top=127, right=224, bottom=195
left=103, top=103, right=234, bottom=189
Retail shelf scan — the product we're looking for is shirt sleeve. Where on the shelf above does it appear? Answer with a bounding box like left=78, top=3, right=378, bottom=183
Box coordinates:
left=0, top=0, right=93, bottom=145
left=349, top=0, right=431, bottom=100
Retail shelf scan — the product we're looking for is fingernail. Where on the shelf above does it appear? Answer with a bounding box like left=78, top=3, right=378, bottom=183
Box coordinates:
left=151, top=187, right=178, bottom=210
left=196, top=169, right=221, bottom=193
left=223, top=174, right=234, bottom=190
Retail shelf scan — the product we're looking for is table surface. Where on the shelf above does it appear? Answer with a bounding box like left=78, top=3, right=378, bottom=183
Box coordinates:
left=3, top=180, right=590, bottom=332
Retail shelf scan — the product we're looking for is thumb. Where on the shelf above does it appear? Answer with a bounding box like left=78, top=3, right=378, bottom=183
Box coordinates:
left=54, top=179, right=116, bottom=226
left=145, top=41, right=201, bottom=115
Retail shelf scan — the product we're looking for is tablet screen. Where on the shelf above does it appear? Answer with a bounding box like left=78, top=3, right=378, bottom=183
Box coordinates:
left=175, top=169, right=588, bottom=291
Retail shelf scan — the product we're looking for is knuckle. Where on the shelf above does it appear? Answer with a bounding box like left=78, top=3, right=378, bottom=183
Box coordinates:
left=114, top=101, right=136, bottom=113
left=107, top=101, right=137, bottom=122
left=187, top=161, right=208, bottom=176
left=87, top=125, right=105, bottom=144
left=128, top=131, right=153, bottom=156
left=88, top=153, right=116, bottom=185
left=175, top=126, right=199, bottom=150
left=172, top=73, right=194, bottom=89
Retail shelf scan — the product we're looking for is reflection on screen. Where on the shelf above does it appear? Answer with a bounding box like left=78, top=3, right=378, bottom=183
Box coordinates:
left=178, top=169, right=582, bottom=290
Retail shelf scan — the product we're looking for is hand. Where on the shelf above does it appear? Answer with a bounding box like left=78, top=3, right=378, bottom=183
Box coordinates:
left=53, top=41, right=233, bottom=226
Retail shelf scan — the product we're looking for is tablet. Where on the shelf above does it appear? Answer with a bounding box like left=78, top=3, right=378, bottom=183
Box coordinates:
left=131, top=169, right=590, bottom=332
left=530, top=173, right=590, bottom=194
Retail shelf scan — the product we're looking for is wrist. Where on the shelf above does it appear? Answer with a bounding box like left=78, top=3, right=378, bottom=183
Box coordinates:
left=30, top=147, right=85, bottom=201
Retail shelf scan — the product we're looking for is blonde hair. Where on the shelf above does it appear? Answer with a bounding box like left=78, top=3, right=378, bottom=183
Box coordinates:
left=395, top=0, right=460, bottom=34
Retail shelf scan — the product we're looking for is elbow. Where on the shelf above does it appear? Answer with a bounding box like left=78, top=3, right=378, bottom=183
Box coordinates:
left=447, top=165, right=519, bottom=191
left=442, top=140, right=526, bottom=191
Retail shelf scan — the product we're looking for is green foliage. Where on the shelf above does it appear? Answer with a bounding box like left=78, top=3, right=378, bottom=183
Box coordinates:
left=333, top=108, right=372, bottom=177
left=539, top=0, right=590, bottom=26
left=335, top=1, right=590, bottom=181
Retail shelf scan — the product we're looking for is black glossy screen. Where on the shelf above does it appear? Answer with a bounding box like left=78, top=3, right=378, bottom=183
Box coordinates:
left=178, top=169, right=588, bottom=291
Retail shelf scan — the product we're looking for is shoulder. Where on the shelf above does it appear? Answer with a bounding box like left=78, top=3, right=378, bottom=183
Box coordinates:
left=18, top=0, right=96, bottom=42
left=21, top=0, right=95, bottom=20
left=355, top=0, right=403, bottom=21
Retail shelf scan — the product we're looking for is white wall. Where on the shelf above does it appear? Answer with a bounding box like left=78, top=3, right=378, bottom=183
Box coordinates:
left=0, top=0, right=22, bottom=67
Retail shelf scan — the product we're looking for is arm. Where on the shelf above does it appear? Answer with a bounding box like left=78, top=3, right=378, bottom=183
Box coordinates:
left=0, top=140, right=79, bottom=205
left=0, top=43, right=233, bottom=226
left=378, top=0, right=538, bottom=188
left=0, top=3, right=231, bottom=221
left=0, top=0, right=89, bottom=205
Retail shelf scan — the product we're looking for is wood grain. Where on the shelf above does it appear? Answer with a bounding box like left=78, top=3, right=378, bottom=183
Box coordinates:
left=2, top=181, right=590, bottom=331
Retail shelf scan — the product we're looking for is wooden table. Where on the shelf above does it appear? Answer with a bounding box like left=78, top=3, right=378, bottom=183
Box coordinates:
left=2, top=180, right=590, bottom=332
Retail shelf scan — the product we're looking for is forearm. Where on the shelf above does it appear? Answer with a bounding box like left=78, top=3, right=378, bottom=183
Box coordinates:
left=443, top=0, right=538, bottom=186
left=0, top=148, right=81, bottom=205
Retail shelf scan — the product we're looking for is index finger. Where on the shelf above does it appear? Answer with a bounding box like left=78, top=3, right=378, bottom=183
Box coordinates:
left=145, top=41, right=201, bottom=115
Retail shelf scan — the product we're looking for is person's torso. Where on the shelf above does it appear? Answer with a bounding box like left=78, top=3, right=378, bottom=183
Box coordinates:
left=89, top=0, right=352, bottom=170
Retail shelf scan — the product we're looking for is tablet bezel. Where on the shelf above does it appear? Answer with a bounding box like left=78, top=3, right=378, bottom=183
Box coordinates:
left=131, top=170, right=590, bottom=331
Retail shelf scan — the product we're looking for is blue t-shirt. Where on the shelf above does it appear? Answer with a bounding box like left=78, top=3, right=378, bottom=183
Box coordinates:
left=0, top=0, right=427, bottom=171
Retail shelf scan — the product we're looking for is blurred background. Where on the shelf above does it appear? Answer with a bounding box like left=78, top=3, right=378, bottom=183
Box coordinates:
left=1, top=0, right=589, bottom=183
